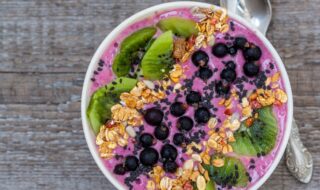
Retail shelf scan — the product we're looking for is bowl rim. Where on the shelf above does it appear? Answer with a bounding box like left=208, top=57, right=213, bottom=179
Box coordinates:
left=81, top=1, right=293, bottom=190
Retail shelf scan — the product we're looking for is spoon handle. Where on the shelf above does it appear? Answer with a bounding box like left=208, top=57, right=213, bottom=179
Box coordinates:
left=219, top=0, right=313, bottom=183
left=286, top=120, right=313, bottom=183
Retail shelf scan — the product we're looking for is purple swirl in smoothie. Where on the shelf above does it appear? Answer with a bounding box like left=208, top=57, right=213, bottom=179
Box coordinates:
left=87, top=6, right=288, bottom=190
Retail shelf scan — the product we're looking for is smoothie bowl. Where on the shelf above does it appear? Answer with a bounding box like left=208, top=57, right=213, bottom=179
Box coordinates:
left=81, top=2, right=293, bottom=190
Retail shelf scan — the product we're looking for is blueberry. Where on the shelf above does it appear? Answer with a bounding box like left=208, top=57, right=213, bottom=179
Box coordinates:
left=113, top=164, right=126, bottom=175
left=195, top=107, right=211, bottom=123
left=192, top=50, right=209, bottom=67
left=215, top=80, right=230, bottom=95
left=186, top=91, right=202, bottom=105
left=228, top=46, right=238, bottom=56
left=160, top=144, right=178, bottom=161
left=176, top=116, right=194, bottom=131
left=234, top=37, right=248, bottom=50
left=139, top=133, right=155, bottom=148
left=170, top=102, right=187, bottom=117
left=226, top=61, right=236, bottom=70
left=220, top=68, right=237, bottom=83
left=139, top=148, right=159, bottom=166
left=243, top=62, right=260, bottom=77
left=212, top=43, right=228, bottom=58
left=154, top=125, right=170, bottom=140
left=163, top=161, right=178, bottom=173
left=173, top=133, right=185, bottom=146
left=144, top=108, right=164, bottom=126
left=199, top=67, right=213, bottom=81
left=125, top=156, right=139, bottom=171
left=243, top=46, right=262, bottom=61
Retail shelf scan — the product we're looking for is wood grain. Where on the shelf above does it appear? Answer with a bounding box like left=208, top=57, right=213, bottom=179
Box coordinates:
left=0, top=0, right=319, bottom=190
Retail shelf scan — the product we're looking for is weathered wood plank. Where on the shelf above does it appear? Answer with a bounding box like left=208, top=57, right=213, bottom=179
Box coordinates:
left=1, top=66, right=320, bottom=105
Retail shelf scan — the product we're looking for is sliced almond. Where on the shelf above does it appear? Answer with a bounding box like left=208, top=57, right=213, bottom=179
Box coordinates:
left=196, top=175, right=206, bottom=190
left=143, top=80, right=155, bottom=90
left=271, top=72, right=280, bottom=82
left=208, top=117, right=218, bottom=129
left=125, top=126, right=136, bottom=137
left=146, top=180, right=156, bottom=190
left=160, top=177, right=173, bottom=190
left=183, top=159, right=194, bottom=170
left=212, top=158, right=224, bottom=167
left=192, top=154, right=202, bottom=162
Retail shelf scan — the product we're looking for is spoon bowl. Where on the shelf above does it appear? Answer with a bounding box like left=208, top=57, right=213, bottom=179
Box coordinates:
left=221, top=0, right=272, bottom=35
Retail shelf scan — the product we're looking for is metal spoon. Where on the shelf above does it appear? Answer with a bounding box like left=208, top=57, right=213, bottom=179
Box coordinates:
left=220, top=0, right=313, bottom=183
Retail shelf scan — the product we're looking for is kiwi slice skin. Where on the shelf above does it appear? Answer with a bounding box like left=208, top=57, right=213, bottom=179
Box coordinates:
left=157, top=16, right=199, bottom=38
left=87, top=77, right=137, bottom=134
left=141, top=31, right=174, bottom=80
left=112, top=27, right=157, bottom=77
left=203, top=156, right=248, bottom=188
left=231, top=106, right=278, bottom=156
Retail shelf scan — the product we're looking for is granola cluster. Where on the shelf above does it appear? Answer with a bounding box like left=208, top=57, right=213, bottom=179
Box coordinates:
left=147, top=159, right=210, bottom=190
left=193, top=7, right=229, bottom=49
left=173, top=7, right=230, bottom=63
left=96, top=121, right=129, bottom=159
left=250, top=72, right=288, bottom=108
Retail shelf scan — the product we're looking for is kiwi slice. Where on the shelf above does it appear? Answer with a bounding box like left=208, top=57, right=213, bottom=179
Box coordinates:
left=231, top=106, right=278, bottom=156
left=112, top=27, right=157, bottom=77
left=87, top=77, right=137, bottom=134
left=203, top=156, right=248, bottom=188
left=141, top=31, right=174, bottom=80
left=157, top=16, right=199, bottom=38
left=206, top=180, right=216, bottom=190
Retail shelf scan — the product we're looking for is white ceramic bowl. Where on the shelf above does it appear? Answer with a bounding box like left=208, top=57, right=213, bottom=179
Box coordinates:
left=81, top=1, right=293, bottom=190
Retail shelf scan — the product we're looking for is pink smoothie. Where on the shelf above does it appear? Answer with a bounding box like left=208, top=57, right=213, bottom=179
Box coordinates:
left=89, top=8, right=287, bottom=190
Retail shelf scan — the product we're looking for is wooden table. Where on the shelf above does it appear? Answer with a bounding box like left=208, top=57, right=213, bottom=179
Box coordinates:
left=0, top=0, right=318, bottom=189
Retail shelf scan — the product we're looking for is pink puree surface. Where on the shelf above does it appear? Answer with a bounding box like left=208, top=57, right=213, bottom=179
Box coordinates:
left=89, top=8, right=287, bottom=190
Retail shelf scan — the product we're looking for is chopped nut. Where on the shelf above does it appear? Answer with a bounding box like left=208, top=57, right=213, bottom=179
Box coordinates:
left=170, top=64, right=183, bottom=83
left=265, top=77, right=271, bottom=86
left=241, top=97, right=249, bottom=107
left=107, top=141, right=117, bottom=149
left=118, top=138, right=127, bottom=147
left=271, top=72, right=280, bottom=82
left=207, top=138, right=218, bottom=149
left=229, top=119, right=241, bottom=131
left=271, top=83, right=280, bottom=89
left=174, top=83, right=182, bottom=92
left=125, top=126, right=136, bottom=137
left=201, top=154, right=211, bottom=165
left=242, top=106, right=252, bottom=117
left=204, top=171, right=210, bottom=181
left=147, top=180, right=156, bottom=190
left=143, top=80, right=155, bottom=90
left=212, top=158, right=224, bottom=167
left=190, top=171, right=200, bottom=181
left=160, top=177, right=173, bottom=190
left=173, top=38, right=187, bottom=60
left=198, top=163, right=205, bottom=174
left=274, top=89, right=288, bottom=103
left=245, top=117, right=254, bottom=127
left=192, top=154, right=202, bottom=162
left=183, top=159, right=194, bottom=170
left=208, top=117, right=218, bottom=129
